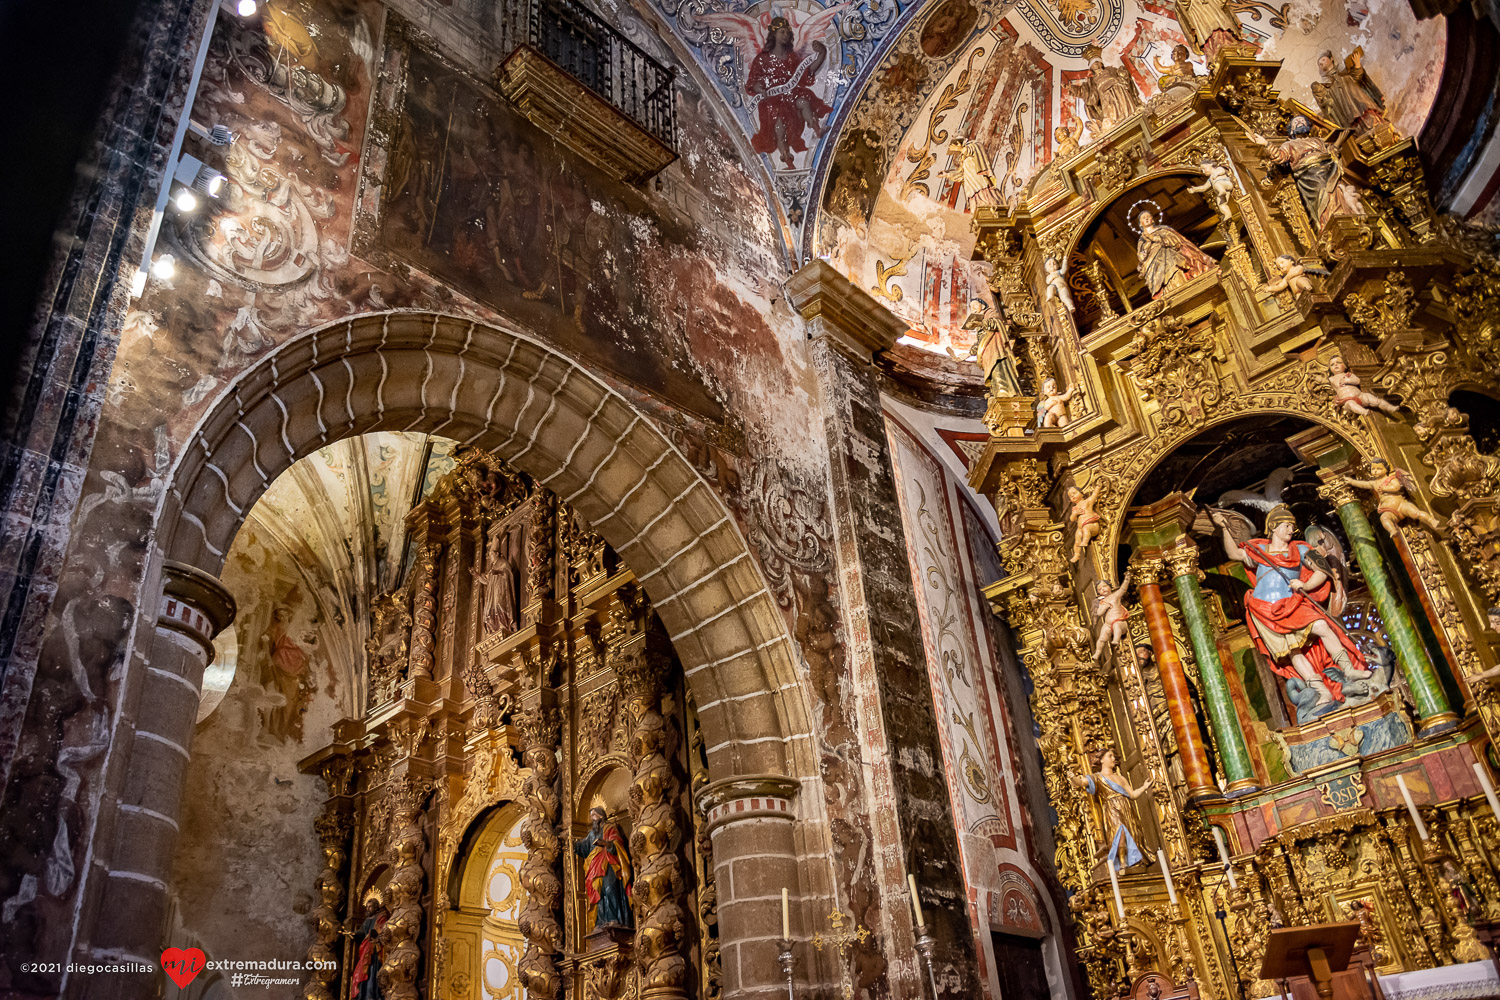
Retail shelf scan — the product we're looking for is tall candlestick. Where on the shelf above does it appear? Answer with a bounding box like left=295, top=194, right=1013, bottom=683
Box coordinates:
left=1397, top=774, right=1430, bottom=840
left=782, top=887, right=790, bottom=939
left=1107, top=859, right=1126, bottom=921
left=1474, top=761, right=1500, bottom=820
left=908, top=874, right=924, bottom=928
left=1158, top=849, right=1179, bottom=907
left=1212, top=825, right=1238, bottom=890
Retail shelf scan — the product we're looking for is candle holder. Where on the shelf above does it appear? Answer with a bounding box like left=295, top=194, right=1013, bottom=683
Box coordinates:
left=776, top=936, right=795, bottom=1000
left=914, top=926, right=941, bottom=1000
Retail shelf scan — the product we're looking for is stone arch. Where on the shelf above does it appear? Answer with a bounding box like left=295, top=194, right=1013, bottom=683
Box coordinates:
left=157, top=310, right=813, bottom=782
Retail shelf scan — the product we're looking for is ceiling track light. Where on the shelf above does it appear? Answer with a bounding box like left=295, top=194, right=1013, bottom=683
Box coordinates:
left=237, top=0, right=258, bottom=15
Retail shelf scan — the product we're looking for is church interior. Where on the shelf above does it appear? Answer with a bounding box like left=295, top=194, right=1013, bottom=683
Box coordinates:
left=2, top=0, right=1500, bottom=996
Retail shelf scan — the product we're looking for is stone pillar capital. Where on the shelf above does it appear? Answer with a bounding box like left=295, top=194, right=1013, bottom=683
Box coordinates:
left=787, top=259, right=906, bottom=364
left=158, top=560, right=235, bottom=658
left=1131, top=555, right=1166, bottom=587
left=696, top=774, right=800, bottom=834
left=1316, top=477, right=1362, bottom=509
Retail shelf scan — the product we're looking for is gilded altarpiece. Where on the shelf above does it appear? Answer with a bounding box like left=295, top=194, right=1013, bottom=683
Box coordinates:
left=963, top=32, right=1500, bottom=1000
left=299, top=450, right=717, bottom=1000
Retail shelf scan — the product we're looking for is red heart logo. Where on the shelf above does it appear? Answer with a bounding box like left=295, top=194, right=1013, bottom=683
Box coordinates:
left=161, top=948, right=206, bottom=989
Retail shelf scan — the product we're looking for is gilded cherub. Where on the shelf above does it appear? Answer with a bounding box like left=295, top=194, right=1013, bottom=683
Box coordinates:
left=1044, top=256, right=1076, bottom=315
left=1054, top=117, right=1082, bottom=159
left=1037, top=376, right=1079, bottom=428
left=1186, top=159, right=1236, bottom=228
left=1262, top=254, right=1329, bottom=295
left=1328, top=355, right=1400, bottom=417
left=1067, top=483, right=1103, bottom=564
left=1341, top=459, right=1445, bottom=535
left=1091, top=572, right=1133, bottom=662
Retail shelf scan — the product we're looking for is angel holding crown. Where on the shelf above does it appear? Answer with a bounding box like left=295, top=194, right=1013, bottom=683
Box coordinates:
left=701, top=5, right=851, bottom=169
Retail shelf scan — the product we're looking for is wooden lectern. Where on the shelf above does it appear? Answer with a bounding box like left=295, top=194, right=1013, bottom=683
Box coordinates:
left=1261, top=923, right=1372, bottom=1000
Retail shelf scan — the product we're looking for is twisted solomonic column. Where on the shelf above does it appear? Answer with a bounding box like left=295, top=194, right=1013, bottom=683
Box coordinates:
left=517, top=701, right=564, bottom=999
left=379, top=779, right=428, bottom=1000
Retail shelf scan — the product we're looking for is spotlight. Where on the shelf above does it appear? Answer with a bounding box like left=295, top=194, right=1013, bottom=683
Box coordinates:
left=174, top=188, right=199, bottom=212
left=151, top=254, right=176, bottom=280
left=237, top=0, right=258, bottom=15
left=208, top=124, right=234, bottom=146
left=193, top=169, right=226, bottom=197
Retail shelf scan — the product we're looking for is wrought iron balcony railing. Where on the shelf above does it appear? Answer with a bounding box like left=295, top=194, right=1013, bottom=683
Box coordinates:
left=498, top=0, right=677, bottom=152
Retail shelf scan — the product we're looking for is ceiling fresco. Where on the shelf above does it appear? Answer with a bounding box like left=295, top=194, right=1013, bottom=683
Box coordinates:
left=806, top=0, right=1446, bottom=362
left=204, top=432, right=457, bottom=722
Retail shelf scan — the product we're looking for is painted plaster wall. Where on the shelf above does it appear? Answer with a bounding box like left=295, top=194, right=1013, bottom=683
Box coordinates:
left=885, top=410, right=1067, bottom=999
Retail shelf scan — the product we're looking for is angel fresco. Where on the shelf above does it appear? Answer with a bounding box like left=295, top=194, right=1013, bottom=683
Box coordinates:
left=701, top=4, right=851, bottom=169
left=1210, top=504, right=1373, bottom=721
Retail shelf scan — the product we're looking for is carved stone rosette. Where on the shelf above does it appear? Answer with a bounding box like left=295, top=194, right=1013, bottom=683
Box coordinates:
left=518, top=700, right=564, bottom=999
left=379, top=779, right=428, bottom=1000
left=302, top=808, right=349, bottom=1000
left=617, top=641, right=689, bottom=998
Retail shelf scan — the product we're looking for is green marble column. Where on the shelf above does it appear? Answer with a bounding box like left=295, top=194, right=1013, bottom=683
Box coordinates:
left=1166, top=545, right=1258, bottom=793
left=1319, top=482, right=1456, bottom=734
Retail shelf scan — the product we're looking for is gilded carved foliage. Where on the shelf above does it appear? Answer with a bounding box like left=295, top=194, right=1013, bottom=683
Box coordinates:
left=1124, top=314, right=1225, bottom=429
left=579, top=682, right=622, bottom=771
left=518, top=700, right=565, bottom=999
left=303, top=808, right=349, bottom=1000
left=1345, top=270, right=1420, bottom=340
left=408, top=544, right=439, bottom=681
left=1450, top=253, right=1500, bottom=371
left=367, top=590, right=413, bottom=706
left=379, top=779, right=429, bottom=1000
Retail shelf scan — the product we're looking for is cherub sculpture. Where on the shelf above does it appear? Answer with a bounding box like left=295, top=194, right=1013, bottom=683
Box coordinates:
left=1341, top=460, right=1446, bottom=535
left=1186, top=159, right=1236, bottom=230
left=1091, top=572, right=1133, bottom=662
left=1328, top=355, right=1399, bottom=417
left=1037, top=377, right=1079, bottom=428
left=1066, top=483, right=1102, bottom=563
left=1054, top=117, right=1082, bottom=158
left=1044, top=256, right=1076, bottom=315
left=1262, top=254, right=1329, bottom=295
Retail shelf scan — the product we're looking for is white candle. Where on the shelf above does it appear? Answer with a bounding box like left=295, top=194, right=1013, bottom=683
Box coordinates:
left=1213, top=825, right=1238, bottom=890
left=1158, top=849, right=1179, bottom=907
left=782, top=888, right=790, bottom=939
left=1474, top=761, right=1500, bottom=820
left=1107, top=859, right=1127, bottom=921
left=1398, top=774, right=1430, bottom=840
left=908, top=874, right=924, bottom=928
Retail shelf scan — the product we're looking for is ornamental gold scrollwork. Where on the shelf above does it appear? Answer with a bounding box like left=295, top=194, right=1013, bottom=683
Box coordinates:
left=380, top=778, right=430, bottom=1000
left=1124, top=315, right=1225, bottom=429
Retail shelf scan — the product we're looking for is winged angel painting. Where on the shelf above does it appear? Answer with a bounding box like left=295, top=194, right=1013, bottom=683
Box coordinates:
left=701, top=2, right=851, bottom=169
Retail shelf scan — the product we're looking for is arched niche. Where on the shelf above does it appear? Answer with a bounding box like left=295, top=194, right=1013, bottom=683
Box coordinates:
left=570, top=764, right=636, bottom=946
left=1066, top=171, right=1224, bottom=331
left=448, top=802, right=528, bottom=1000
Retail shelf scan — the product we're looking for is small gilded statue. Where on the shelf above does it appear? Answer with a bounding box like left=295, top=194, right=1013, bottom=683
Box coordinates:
left=574, top=806, right=633, bottom=932
left=1312, top=48, right=1395, bottom=142
left=1037, top=376, right=1079, bottom=429
left=1174, top=0, right=1245, bottom=61
left=950, top=298, right=1021, bottom=396
left=1327, top=355, right=1400, bottom=418
left=1068, top=45, right=1142, bottom=133
left=1211, top=505, right=1372, bottom=717
left=1251, top=116, right=1365, bottom=231
left=945, top=136, right=1003, bottom=209
left=349, top=887, right=389, bottom=1000
left=1135, top=206, right=1217, bottom=298
left=1067, top=483, right=1103, bottom=564
left=1341, top=460, right=1446, bottom=535
left=1262, top=254, right=1329, bottom=295
left=1091, top=572, right=1133, bottom=662
left=1044, top=256, right=1076, bottom=315
left=1156, top=43, right=1200, bottom=92
left=1054, top=117, right=1082, bottom=159
left=1071, top=748, right=1154, bottom=872
left=474, top=527, right=519, bottom=636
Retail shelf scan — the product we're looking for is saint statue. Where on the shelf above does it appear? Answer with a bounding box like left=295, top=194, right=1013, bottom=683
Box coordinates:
left=1068, top=46, right=1141, bottom=133
left=1311, top=48, right=1394, bottom=141
left=1135, top=208, right=1216, bottom=298
left=349, top=888, right=388, bottom=1000
left=944, top=137, right=1003, bottom=209
left=949, top=299, right=1020, bottom=395
left=574, top=806, right=633, bottom=931
left=1251, top=116, right=1365, bottom=231
left=1210, top=504, right=1372, bottom=717
left=746, top=18, right=831, bottom=169
left=474, top=528, right=518, bottom=637
left=1174, top=0, right=1244, bottom=61
left=1071, top=748, right=1154, bottom=872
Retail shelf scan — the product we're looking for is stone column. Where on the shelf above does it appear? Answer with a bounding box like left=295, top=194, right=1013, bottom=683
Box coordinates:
left=1164, top=545, right=1257, bottom=793
left=788, top=261, right=977, bottom=996
left=1131, top=557, right=1218, bottom=804
left=1318, top=480, right=1457, bottom=735
left=696, top=777, right=801, bottom=998
left=70, top=560, right=233, bottom=996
